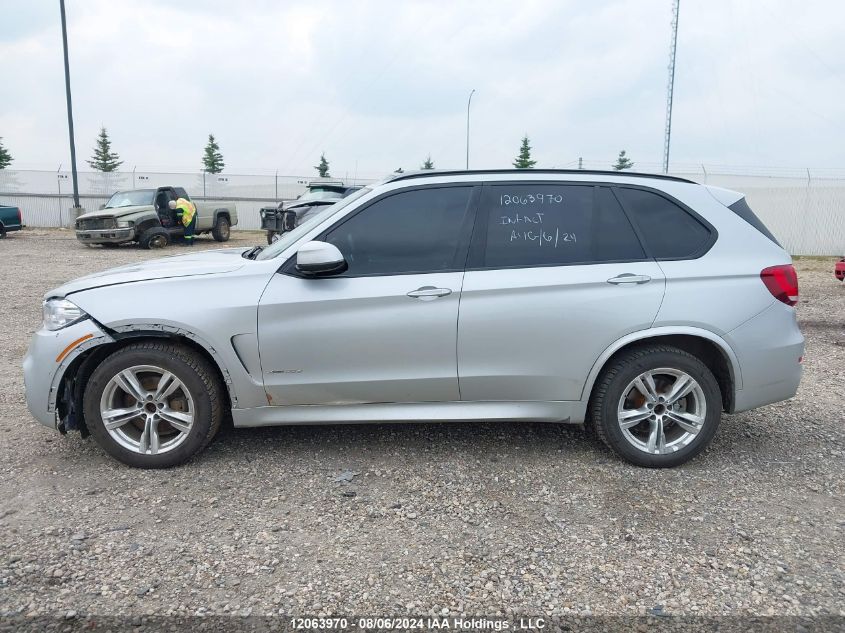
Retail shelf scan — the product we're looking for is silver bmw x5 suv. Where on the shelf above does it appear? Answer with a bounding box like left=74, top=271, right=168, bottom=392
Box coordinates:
left=24, top=170, right=804, bottom=468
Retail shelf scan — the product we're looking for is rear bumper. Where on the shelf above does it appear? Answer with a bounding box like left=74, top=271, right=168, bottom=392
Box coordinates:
left=726, top=302, right=804, bottom=413
left=75, top=228, right=134, bottom=243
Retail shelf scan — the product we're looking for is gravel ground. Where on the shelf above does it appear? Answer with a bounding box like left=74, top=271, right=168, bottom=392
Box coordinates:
left=0, top=229, right=843, bottom=624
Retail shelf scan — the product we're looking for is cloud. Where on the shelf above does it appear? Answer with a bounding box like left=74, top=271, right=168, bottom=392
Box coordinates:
left=1, top=0, right=843, bottom=175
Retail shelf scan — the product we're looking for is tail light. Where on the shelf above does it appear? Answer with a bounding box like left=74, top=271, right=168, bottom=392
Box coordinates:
left=761, top=264, right=798, bottom=306
left=17, top=208, right=22, bottom=225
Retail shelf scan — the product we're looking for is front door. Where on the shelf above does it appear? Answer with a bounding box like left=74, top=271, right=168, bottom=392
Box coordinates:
left=458, top=183, right=666, bottom=402
left=257, top=185, right=478, bottom=406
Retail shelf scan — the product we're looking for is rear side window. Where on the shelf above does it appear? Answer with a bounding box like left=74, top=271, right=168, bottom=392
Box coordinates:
left=478, top=184, right=645, bottom=268
left=615, top=187, right=713, bottom=259
left=729, top=197, right=781, bottom=246
left=324, top=186, right=473, bottom=276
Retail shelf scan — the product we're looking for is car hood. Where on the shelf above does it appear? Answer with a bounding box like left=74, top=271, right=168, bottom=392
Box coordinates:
left=77, top=205, right=151, bottom=219
left=48, top=248, right=250, bottom=298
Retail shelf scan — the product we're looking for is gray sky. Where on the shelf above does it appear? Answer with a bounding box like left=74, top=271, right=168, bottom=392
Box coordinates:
left=1, top=0, right=843, bottom=177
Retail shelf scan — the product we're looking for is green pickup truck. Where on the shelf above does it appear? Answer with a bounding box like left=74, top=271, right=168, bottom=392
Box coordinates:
left=0, top=204, right=23, bottom=238
left=75, top=186, right=237, bottom=249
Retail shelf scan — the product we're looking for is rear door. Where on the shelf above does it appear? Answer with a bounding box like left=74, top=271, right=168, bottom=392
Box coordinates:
left=458, top=182, right=665, bottom=402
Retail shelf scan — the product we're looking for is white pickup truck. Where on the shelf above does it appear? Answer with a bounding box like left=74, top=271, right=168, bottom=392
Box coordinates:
left=75, top=186, right=237, bottom=249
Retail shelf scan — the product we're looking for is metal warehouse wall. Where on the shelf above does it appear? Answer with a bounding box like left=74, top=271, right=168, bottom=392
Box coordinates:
left=1, top=167, right=844, bottom=255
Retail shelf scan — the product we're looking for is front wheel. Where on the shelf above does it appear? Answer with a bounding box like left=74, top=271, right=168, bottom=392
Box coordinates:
left=139, top=227, right=169, bottom=249
left=212, top=216, right=231, bottom=242
left=83, top=342, right=224, bottom=468
left=0, top=224, right=6, bottom=239
left=589, top=346, right=722, bottom=468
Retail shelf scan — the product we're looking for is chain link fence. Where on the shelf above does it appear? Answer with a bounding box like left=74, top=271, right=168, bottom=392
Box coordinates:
left=1, top=165, right=844, bottom=255
left=0, top=169, right=377, bottom=231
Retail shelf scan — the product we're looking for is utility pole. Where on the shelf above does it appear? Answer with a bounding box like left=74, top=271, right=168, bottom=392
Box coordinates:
left=662, top=0, right=680, bottom=174
left=59, top=0, right=81, bottom=211
left=466, top=89, right=475, bottom=169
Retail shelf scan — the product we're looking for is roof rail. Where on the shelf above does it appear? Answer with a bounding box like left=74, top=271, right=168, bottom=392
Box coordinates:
left=385, top=169, right=696, bottom=184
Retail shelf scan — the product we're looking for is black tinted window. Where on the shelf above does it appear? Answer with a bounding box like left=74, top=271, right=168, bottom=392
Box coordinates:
left=616, top=188, right=712, bottom=258
left=729, top=198, right=780, bottom=246
left=481, top=185, right=644, bottom=268
left=325, top=186, right=472, bottom=275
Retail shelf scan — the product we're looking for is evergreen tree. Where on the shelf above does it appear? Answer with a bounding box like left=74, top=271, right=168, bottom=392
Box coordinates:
left=315, top=153, right=330, bottom=178
left=202, top=134, right=225, bottom=174
left=0, top=137, right=13, bottom=169
left=87, top=127, right=123, bottom=172
left=421, top=155, right=434, bottom=170
left=512, top=135, right=536, bottom=169
left=613, top=150, right=634, bottom=171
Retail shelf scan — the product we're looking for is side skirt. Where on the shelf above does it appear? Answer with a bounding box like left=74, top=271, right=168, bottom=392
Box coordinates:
left=231, top=400, right=586, bottom=428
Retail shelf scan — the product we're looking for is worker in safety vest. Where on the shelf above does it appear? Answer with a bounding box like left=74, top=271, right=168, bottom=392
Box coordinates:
left=169, top=198, right=197, bottom=246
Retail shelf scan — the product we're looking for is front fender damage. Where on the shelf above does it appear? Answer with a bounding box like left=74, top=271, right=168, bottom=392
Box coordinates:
left=54, top=322, right=237, bottom=436
left=53, top=332, right=116, bottom=436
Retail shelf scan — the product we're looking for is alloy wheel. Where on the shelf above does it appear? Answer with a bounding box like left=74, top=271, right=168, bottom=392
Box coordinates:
left=99, top=365, right=194, bottom=455
left=616, top=368, right=706, bottom=455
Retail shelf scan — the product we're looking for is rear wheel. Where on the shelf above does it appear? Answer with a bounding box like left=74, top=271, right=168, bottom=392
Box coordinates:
left=0, top=224, right=6, bottom=239
left=139, top=227, right=169, bottom=249
left=266, top=230, right=280, bottom=245
left=589, top=346, right=722, bottom=468
left=83, top=342, right=223, bottom=468
left=212, top=216, right=231, bottom=242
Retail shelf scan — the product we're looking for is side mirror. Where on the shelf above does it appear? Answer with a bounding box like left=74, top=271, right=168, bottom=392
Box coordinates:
left=99, top=204, right=106, bottom=210
left=295, top=241, right=347, bottom=276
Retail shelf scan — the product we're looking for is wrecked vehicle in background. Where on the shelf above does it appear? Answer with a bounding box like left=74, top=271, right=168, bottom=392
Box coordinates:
left=75, top=186, right=238, bottom=249
left=260, top=180, right=361, bottom=245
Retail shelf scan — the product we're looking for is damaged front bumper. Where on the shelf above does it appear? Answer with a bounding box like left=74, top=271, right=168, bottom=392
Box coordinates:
left=23, top=319, right=113, bottom=430
left=75, top=228, right=135, bottom=244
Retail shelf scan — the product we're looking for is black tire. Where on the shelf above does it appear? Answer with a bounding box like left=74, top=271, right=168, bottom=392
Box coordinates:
left=588, top=345, right=722, bottom=468
left=83, top=342, right=223, bottom=468
left=212, top=216, right=231, bottom=242
left=139, top=227, right=169, bottom=249
left=0, top=224, right=6, bottom=239
left=266, top=230, right=277, bottom=245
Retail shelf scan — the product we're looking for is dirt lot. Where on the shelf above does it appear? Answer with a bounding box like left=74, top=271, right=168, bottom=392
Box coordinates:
left=0, top=228, right=843, bottom=623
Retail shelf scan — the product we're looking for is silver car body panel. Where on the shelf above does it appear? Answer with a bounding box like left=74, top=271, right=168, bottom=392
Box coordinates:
left=24, top=171, right=804, bottom=432
left=231, top=400, right=579, bottom=427
left=258, top=271, right=465, bottom=405
left=457, top=261, right=666, bottom=402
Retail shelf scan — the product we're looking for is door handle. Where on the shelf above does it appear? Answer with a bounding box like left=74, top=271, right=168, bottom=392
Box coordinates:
left=407, top=286, right=452, bottom=300
left=607, top=274, right=651, bottom=285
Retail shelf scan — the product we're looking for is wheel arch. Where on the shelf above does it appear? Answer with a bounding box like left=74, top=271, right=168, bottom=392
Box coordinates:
left=54, top=327, right=236, bottom=435
left=581, top=327, right=741, bottom=413
left=135, top=217, right=161, bottom=233
left=213, top=208, right=231, bottom=224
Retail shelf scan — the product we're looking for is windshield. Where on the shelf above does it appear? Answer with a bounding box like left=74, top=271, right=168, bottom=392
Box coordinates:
left=295, top=190, right=344, bottom=203
left=256, top=187, right=372, bottom=261
left=105, top=190, right=155, bottom=208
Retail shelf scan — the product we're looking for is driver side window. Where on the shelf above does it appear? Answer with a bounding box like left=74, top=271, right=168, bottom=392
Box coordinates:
left=324, top=186, right=474, bottom=276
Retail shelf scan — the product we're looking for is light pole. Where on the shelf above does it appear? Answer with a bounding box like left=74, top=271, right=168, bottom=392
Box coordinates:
left=466, top=89, right=475, bottom=169
left=662, top=0, right=680, bottom=174
left=59, top=0, right=80, bottom=211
